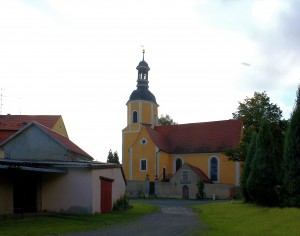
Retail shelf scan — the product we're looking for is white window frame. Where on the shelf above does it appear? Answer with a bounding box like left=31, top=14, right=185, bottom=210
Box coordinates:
left=140, top=159, right=147, bottom=171
left=208, top=156, right=219, bottom=183
left=173, top=156, right=184, bottom=173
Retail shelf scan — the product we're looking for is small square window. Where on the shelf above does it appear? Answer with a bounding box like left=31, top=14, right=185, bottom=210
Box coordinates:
left=140, top=160, right=147, bottom=171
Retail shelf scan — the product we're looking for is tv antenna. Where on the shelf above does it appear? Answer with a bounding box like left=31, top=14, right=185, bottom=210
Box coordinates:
left=0, top=88, right=5, bottom=115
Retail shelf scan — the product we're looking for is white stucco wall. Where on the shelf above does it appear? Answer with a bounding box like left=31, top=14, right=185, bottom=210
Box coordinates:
left=91, top=167, right=126, bottom=213
left=42, top=168, right=93, bottom=214
left=42, top=167, right=126, bottom=214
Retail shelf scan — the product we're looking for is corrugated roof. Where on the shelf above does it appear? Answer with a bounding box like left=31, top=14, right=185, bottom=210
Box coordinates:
left=0, top=159, right=104, bottom=167
left=0, top=159, right=127, bottom=185
left=145, top=119, right=242, bottom=154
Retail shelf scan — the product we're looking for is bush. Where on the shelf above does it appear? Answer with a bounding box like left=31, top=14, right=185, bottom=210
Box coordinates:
left=113, top=194, right=130, bottom=211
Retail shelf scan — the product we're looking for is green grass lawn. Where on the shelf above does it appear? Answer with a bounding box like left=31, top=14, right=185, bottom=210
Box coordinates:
left=2, top=201, right=300, bottom=236
left=0, top=203, right=158, bottom=236
left=191, top=201, right=300, bottom=236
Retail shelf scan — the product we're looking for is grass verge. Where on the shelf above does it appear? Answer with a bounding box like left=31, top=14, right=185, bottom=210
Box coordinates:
left=0, top=203, right=158, bottom=236
left=191, top=201, right=300, bottom=236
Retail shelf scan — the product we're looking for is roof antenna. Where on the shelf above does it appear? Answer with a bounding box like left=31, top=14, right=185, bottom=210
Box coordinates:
left=0, top=88, right=5, bottom=115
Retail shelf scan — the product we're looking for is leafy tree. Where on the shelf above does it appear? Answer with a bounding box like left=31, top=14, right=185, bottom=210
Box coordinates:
left=226, top=91, right=287, bottom=161
left=107, top=149, right=120, bottom=164
left=283, top=85, right=300, bottom=207
left=158, top=114, right=177, bottom=126
left=246, top=119, right=280, bottom=206
left=240, top=132, right=257, bottom=202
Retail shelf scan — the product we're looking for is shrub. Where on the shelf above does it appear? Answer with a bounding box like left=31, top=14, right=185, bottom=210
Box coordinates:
left=113, top=194, right=130, bottom=211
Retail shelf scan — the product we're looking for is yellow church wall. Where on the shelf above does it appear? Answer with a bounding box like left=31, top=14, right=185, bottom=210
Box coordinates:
left=142, top=103, right=151, bottom=124
left=218, top=155, right=238, bottom=184
left=127, top=101, right=158, bottom=127
left=170, top=153, right=238, bottom=185
left=123, top=131, right=239, bottom=185
left=123, top=125, right=164, bottom=181
left=123, top=126, right=240, bottom=185
left=157, top=152, right=172, bottom=179
left=140, top=102, right=158, bottom=125
left=130, top=127, right=157, bottom=181
left=122, top=131, right=140, bottom=180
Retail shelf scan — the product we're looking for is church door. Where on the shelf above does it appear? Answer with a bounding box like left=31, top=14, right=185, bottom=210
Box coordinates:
left=182, top=185, right=189, bottom=199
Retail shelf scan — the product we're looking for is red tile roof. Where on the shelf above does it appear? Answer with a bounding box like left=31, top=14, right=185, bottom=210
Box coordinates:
left=0, top=115, right=61, bottom=130
left=145, top=119, right=243, bottom=154
left=1, top=121, right=93, bottom=160
left=0, top=115, right=62, bottom=142
left=38, top=123, right=93, bottom=160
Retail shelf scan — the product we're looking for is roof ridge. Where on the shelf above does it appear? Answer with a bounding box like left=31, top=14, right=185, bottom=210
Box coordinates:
left=155, top=119, right=241, bottom=128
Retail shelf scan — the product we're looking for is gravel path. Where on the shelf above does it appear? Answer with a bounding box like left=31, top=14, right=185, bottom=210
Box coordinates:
left=65, top=199, right=219, bottom=236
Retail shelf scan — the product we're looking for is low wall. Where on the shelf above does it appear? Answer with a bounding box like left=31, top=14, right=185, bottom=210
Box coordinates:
left=204, top=183, right=234, bottom=199
left=126, top=180, right=235, bottom=200
left=126, top=180, right=147, bottom=198
left=156, top=182, right=181, bottom=199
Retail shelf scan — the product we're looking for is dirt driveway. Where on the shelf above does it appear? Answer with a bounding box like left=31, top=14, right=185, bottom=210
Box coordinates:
left=66, top=199, right=217, bottom=236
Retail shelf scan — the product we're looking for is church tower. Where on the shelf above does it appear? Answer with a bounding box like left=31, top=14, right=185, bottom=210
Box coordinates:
left=122, top=50, right=159, bottom=180
left=126, top=50, right=158, bottom=130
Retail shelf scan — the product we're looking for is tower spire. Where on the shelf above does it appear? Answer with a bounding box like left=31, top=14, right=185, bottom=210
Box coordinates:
left=141, top=45, right=145, bottom=60
left=142, top=49, right=145, bottom=60
left=136, top=47, right=150, bottom=81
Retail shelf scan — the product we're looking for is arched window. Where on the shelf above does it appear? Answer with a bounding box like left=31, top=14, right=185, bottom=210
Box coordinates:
left=132, top=111, right=138, bottom=123
left=175, top=158, right=183, bottom=172
left=210, top=157, right=218, bottom=182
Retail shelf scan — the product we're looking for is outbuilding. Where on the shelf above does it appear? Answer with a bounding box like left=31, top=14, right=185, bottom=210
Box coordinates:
left=0, top=118, right=126, bottom=215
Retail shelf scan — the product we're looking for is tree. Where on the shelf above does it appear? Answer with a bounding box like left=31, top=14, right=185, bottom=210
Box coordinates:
left=158, top=114, right=177, bottom=126
left=240, top=132, right=257, bottom=202
left=246, top=119, right=280, bottom=206
left=226, top=91, right=287, bottom=161
left=107, top=149, right=120, bottom=164
left=283, top=85, right=300, bottom=207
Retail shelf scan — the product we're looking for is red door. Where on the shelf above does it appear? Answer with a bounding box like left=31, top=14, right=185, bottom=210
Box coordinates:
left=100, top=177, right=113, bottom=213
left=182, top=185, right=189, bottom=199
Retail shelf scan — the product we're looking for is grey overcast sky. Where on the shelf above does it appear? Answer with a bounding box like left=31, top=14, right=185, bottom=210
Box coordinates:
left=0, top=0, right=299, bottom=161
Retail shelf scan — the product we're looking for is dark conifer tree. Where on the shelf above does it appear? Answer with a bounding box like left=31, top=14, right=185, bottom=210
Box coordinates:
left=241, top=132, right=257, bottom=202
left=246, top=119, right=279, bottom=206
left=107, top=149, right=120, bottom=164
left=283, top=85, right=300, bottom=207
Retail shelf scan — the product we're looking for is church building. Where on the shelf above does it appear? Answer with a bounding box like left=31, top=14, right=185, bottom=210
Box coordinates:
left=122, top=51, right=243, bottom=198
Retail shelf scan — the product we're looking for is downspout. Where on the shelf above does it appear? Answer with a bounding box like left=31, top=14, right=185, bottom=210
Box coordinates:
left=129, top=147, right=133, bottom=180
left=155, top=146, right=159, bottom=180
